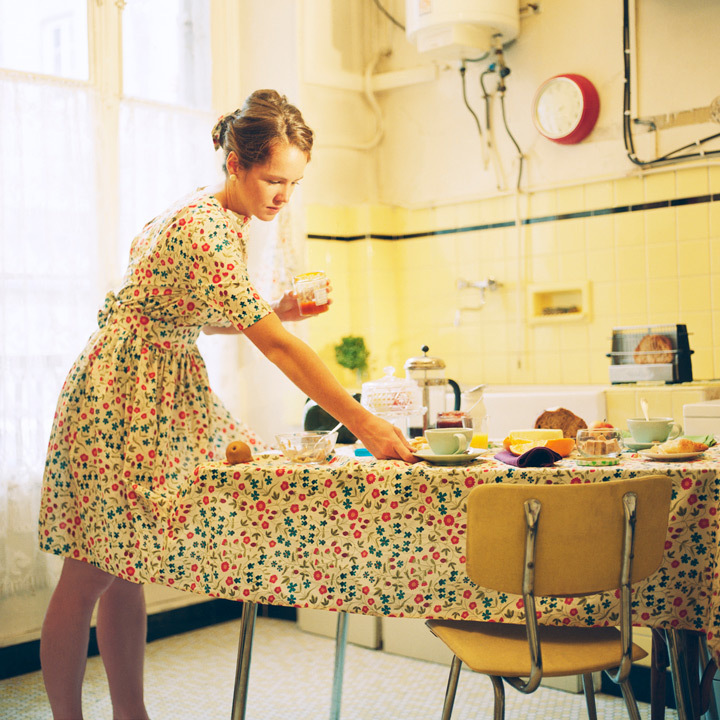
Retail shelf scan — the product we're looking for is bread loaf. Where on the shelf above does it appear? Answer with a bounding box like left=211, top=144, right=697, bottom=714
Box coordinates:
left=534, top=408, right=587, bottom=439
left=634, top=334, right=674, bottom=364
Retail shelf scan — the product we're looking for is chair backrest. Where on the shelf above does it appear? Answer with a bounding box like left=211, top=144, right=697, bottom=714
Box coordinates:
left=466, top=475, right=672, bottom=597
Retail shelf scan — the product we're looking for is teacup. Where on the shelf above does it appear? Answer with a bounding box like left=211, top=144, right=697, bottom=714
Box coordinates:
left=627, top=417, right=682, bottom=444
left=425, top=428, right=473, bottom=455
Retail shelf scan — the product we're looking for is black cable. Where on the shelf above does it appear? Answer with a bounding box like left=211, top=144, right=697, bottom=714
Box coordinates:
left=371, top=0, right=405, bottom=31
left=460, top=64, right=485, bottom=144
left=622, top=0, right=720, bottom=167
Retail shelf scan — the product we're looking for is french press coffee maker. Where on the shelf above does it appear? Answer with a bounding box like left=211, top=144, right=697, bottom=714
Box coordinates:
left=404, top=345, right=461, bottom=434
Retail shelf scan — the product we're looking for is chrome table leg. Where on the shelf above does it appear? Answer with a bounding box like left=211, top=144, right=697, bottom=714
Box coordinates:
left=666, top=628, right=699, bottom=720
left=231, top=601, right=258, bottom=720
left=329, top=612, right=349, bottom=720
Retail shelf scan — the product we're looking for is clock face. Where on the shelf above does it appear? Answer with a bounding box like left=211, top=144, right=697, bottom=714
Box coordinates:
left=532, top=74, right=600, bottom=144
left=534, top=78, right=584, bottom=138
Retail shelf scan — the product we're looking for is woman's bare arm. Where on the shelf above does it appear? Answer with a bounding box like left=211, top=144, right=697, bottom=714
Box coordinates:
left=243, top=313, right=416, bottom=462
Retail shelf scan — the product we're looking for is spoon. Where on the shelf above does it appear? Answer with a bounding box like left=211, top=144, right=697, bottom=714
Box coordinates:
left=640, top=398, right=650, bottom=421
left=311, top=421, right=343, bottom=453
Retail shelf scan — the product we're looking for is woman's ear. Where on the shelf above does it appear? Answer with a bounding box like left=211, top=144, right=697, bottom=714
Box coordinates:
left=226, top=151, right=240, bottom=177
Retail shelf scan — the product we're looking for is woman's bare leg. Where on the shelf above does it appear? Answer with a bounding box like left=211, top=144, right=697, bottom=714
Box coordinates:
left=95, top=576, right=150, bottom=720
left=40, top=557, right=116, bottom=719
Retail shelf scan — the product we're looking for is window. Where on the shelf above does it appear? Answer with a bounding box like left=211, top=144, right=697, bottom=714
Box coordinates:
left=0, top=0, right=89, bottom=80
left=0, top=0, right=228, bottom=596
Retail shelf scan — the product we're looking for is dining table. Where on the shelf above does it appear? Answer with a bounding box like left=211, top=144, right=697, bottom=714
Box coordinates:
left=158, top=442, right=720, bottom=720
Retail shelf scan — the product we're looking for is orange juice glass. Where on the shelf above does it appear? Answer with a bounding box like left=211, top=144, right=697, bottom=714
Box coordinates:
left=293, top=271, right=328, bottom=316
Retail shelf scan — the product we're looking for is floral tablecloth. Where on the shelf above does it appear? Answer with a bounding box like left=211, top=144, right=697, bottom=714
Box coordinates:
left=160, top=446, right=720, bottom=661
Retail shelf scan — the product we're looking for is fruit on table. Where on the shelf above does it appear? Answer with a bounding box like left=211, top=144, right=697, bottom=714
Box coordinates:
left=226, top=440, right=253, bottom=464
left=590, top=420, right=614, bottom=429
left=507, top=436, right=575, bottom=457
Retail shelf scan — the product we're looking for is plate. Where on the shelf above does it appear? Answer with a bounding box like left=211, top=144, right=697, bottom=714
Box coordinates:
left=639, top=450, right=706, bottom=462
left=414, top=449, right=487, bottom=465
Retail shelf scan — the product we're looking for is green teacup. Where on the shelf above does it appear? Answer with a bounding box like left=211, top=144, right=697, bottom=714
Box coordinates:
left=626, top=417, right=682, bottom=444
left=425, top=428, right=473, bottom=455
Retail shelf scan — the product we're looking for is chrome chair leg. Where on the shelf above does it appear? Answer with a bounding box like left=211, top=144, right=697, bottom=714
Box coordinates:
left=329, top=612, right=349, bottom=720
left=582, top=673, right=598, bottom=720
left=230, top=601, right=258, bottom=720
left=666, top=628, right=698, bottom=720
left=440, top=655, right=462, bottom=720
left=490, top=675, right=505, bottom=720
left=619, top=677, right=642, bottom=720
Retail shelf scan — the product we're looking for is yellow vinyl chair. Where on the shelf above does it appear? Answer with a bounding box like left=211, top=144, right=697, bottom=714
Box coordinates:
left=426, top=475, right=673, bottom=720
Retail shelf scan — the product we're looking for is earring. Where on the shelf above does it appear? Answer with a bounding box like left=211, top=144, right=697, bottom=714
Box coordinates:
left=229, top=174, right=237, bottom=182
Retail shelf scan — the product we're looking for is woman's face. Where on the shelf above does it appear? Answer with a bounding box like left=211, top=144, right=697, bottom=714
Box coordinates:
left=229, top=143, right=308, bottom=221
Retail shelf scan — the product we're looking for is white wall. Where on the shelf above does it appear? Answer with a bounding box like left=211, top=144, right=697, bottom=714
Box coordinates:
left=298, top=0, right=720, bottom=207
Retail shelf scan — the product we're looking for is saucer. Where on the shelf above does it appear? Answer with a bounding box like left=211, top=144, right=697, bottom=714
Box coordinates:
left=414, top=449, right=486, bottom=465
left=624, top=440, right=654, bottom=451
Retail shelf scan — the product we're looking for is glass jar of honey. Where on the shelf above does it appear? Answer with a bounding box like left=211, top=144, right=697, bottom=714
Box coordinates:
left=293, top=271, right=328, bottom=316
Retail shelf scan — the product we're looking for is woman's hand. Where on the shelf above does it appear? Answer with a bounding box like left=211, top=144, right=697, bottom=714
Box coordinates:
left=272, top=282, right=332, bottom=323
left=352, top=414, right=419, bottom=463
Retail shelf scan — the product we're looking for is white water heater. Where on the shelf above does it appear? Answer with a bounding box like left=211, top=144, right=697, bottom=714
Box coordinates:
left=405, top=0, right=519, bottom=60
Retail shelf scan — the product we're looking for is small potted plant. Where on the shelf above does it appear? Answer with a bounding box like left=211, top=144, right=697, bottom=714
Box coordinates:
left=334, top=335, right=370, bottom=387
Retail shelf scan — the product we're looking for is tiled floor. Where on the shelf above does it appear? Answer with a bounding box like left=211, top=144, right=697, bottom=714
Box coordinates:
left=0, top=616, right=677, bottom=719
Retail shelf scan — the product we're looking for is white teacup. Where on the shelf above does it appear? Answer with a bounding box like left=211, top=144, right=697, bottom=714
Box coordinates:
left=627, top=417, right=682, bottom=444
left=425, top=428, right=473, bottom=455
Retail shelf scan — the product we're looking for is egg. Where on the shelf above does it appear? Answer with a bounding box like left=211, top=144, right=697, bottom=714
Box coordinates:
left=225, top=440, right=253, bottom=464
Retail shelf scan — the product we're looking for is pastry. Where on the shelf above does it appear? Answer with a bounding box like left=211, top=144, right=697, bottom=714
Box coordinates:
left=634, top=334, right=674, bottom=364
left=409, top=436, right=429, bottom=452
left=654, top=438, right=708, bottom=454
left=226, top=440, right=253, bottom=464
left=534, top=408, right=587, bottom=439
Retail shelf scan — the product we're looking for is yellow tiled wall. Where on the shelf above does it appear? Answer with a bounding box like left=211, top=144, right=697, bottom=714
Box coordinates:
left=304, top=166, right=719, bottom=390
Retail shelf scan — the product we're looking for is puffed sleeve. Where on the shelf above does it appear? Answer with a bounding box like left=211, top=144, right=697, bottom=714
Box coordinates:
left=178, top=203, right=273, bottom=330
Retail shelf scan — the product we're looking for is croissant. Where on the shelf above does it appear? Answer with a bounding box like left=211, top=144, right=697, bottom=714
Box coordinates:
left=654, top=438, right=708, bottom=454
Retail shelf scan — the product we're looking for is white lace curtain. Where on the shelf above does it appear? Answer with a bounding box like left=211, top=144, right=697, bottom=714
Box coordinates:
left=0, top=75, right=98, bottom=595
left=0, top=73, right=235, bottom=595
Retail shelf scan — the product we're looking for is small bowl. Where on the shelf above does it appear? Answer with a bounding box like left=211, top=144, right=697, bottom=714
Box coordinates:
left=275, top=431, right=338, bottom=464
left=576, top=428, right=624, bottom=458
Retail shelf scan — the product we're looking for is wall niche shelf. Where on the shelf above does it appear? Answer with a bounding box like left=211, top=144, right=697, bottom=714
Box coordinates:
left=528, top=282, right=590, bottom=324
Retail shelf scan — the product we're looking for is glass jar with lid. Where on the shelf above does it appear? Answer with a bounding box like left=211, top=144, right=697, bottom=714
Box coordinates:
left=361, top=367, right=424, bottom=426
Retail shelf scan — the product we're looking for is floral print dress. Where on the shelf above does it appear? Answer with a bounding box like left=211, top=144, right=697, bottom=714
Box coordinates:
left=39, top=190, right=272, bottom=583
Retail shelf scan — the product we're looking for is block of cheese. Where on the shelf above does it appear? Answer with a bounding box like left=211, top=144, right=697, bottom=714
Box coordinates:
left=507, top=429, right=564, bottom=442
left=503, top=428, right=564, bottom=451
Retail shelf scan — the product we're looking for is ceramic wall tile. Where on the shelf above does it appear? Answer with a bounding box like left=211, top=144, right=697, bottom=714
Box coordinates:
left=677, top=204, right=710, bottom=243
left=584, top=181, right=613, bottom=211
left=644, top=172, right=676, bottom=203
left=676, top=166, right=709, bottom=197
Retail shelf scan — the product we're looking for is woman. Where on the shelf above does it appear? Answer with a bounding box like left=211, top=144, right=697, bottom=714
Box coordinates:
left=39, top=89, right=415, bottom=720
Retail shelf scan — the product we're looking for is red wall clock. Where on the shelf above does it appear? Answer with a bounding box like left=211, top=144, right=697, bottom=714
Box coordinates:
left=532, top=74, right=600, bottom=145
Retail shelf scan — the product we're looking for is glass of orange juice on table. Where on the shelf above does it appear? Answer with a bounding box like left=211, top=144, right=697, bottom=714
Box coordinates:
left=293, top=271, right=328, bottom=315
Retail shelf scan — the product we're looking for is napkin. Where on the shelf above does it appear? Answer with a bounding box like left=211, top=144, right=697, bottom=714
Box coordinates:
left=686, top=434, right=716, bottom=447
left=494, top=447, right=562, bottom=468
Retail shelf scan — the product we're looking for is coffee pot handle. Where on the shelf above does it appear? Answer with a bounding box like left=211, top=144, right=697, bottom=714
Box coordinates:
left=448, top=379, right=461, bottom=411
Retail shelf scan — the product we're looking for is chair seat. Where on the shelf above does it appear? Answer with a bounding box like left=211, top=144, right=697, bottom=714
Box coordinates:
left=427, top=619, right=648, bottom=678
